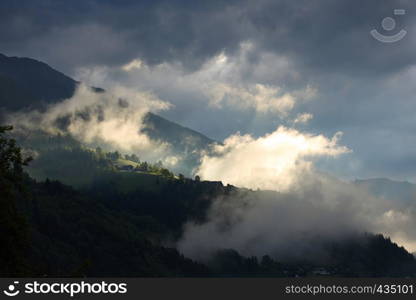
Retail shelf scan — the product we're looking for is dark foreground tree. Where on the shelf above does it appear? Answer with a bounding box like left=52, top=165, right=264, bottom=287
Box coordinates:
left=0, top=125, right=31, bottom=276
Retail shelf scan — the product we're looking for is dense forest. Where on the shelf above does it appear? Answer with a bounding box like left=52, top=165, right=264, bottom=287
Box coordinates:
left=1, top=125, right=416, bottom=277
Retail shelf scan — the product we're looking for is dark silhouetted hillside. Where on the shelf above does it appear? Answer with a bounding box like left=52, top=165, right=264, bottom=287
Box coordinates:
left=0, top=53, right=77, bottom=110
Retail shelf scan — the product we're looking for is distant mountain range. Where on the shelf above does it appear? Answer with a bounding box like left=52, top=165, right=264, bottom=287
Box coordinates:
left=354, top=177, right=416, bottom=206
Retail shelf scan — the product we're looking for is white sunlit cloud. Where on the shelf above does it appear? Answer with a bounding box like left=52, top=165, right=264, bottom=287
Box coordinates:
left=196, top=126, right=350, bottom=191
left=293, top=112, right=313, bottom=124
left=8, top=84, right=172, bottom=160
left=76, top=41, right=316, bottom=119
left=121, top=58, right=143, bottom=71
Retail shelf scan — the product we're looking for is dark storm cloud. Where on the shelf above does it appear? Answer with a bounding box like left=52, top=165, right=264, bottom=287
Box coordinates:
left=1, top=0, right=415, bottom=76
left=244, top=0, right=416, bottom=76
left=0, top=0, right=244, bottom=73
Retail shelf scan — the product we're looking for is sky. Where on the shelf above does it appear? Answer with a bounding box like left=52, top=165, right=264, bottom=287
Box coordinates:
left=2, top=0, right=416, bottom=181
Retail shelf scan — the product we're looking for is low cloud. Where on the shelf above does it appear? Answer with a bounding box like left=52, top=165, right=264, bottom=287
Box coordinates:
left=196, top=126, right=349, bottom=191
left=179, top=126, right=416, bottom=262
left=8, top=84, right=173, bottom=161
left=178, top=176, right=383, bottom=262
left=179, top=168, right=416, bottom=263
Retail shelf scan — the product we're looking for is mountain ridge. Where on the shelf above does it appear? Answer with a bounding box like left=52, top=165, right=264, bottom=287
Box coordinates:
left=354, top=177, right=416, bottom=206
left=0, top=53, right=214, bottom=174
left=0, top=53, right=77, bottom=110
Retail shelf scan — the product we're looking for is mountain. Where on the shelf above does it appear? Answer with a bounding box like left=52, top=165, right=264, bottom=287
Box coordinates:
left=0, top=53, right=214, bottom=169
left=0, top=53, right=77, bottom=111
left=354, top=178, right=416, bottom=206
left=143, top=112, right=214, bottom=153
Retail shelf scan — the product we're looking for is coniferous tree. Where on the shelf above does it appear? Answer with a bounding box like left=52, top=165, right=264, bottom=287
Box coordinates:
left=0, top=125, right=31, bottom=275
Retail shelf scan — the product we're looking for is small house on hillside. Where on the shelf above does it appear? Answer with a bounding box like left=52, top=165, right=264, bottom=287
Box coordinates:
left=119, top=165, right=134, bottom=171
